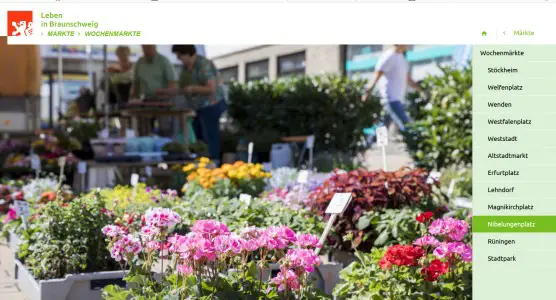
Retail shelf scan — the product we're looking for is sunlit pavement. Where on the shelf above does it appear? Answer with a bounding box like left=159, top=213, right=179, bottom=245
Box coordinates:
left=0, top=242, right=28, bottom=300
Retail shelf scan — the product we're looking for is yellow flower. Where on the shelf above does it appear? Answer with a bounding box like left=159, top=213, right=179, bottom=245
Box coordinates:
left=200, top=157, right=211, bottom=164
left=182, top=163, right=195, bottom=173
left=198, top=162, right=207, bottom=168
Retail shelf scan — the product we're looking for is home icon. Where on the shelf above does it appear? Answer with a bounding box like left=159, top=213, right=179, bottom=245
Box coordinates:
left=482, top=31, right=487, bottom=37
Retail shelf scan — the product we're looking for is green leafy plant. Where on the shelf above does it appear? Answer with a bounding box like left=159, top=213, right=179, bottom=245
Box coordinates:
left=403, top=66, right=472, bottom=170
left=228, top=74, right=382, bottom=152
left=174, top=193, right=324, bottom=236
left=334, top=214, right=472, bottom=300
left=18, top=193, right=119, bottom=280
left=310, top=168, right=440, bottom=252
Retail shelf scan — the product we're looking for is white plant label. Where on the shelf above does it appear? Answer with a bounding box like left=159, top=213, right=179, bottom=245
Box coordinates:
left=130, top=173, right=139, bottom=187
left=77, top=161, right=87, bottom=174
left=239, top=193, right=252, bottom=206
left=376, top=126, right=388, bottom=147
left=145, top=166, right=153, bottom=177
left=58, top=156, right=66, bottom=168
left=305, top=135, right=315, bottom=149
left=325, top=192, right=353, bottom=214
left=447, top=179, right=456, bottom=197
left=297, top=170, right=309, bottom=184
left=427, top=171, right=442, bottom=184
left=248, top=142, right=254, bottom=164
left=31, top=154, right=41, bottom=171
left=14, top=200, right=31, bottom=217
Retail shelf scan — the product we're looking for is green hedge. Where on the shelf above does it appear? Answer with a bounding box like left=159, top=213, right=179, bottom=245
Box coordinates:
left=228, top=75, right=382, bottom=152
left=404, top=66, right=472, bottom=170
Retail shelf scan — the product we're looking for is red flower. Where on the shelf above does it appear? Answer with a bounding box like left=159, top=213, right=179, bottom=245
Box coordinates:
left=421, top=259, right=449, bottom=281
left=416, top=212, right=434, bottom=223
left=379, top=245, right=424, bottom=269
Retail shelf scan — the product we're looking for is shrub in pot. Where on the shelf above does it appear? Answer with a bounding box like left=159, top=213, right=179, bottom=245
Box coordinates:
left=310, top=168, right=439, bottom=252
left=403, top=66, right=472, bottom=171
left=18, top=193, right=119, bottom=280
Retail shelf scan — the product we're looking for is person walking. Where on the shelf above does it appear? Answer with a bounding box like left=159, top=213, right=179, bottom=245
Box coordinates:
left=362, top=45, right=421, bottom=133
left=157, top=45, right=227, bottom=164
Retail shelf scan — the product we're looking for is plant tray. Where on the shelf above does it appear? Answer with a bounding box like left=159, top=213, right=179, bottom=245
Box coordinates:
left=15, top=259, right=126, bottom=300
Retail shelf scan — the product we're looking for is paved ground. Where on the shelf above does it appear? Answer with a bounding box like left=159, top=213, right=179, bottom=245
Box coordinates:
left=362, top=140, right=413, bottom=171
left=0, top=242, right=28, bottom=300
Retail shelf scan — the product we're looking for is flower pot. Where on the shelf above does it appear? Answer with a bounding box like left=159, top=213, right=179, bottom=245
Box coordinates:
left=15, top=259, right=126, bottom=300
left=330, top=250, right=357, bottom=267
left=257, top=262, right=343, bottom=295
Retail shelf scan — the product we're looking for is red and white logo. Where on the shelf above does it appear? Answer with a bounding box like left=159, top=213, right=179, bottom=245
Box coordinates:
left=7, top=11, right=33, bottom=36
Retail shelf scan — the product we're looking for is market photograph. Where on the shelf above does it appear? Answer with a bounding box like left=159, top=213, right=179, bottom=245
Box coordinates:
left=0, top=40, right=473, bottom=299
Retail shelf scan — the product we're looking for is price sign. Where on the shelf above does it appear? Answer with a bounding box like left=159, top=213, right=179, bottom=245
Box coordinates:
left=376, top=126, right=388, bottom=147
left=297, top=170, right=309, bottom=184
left=130, top=173, right=139, bottom=187
left=145, top=166, right=153, bottom=177
left=31, top=154, right=41, bottom=171
left=158, top=163, right=168, bottom=170
left=77, top=161, right=87, bottom=174
left=239, top=194, right=252, bottom=206
left=325, top=193, right=353, bottom=214
left=14, top=200, right=31, bottom=217
left=427, top=171, right=442, bottom=184
left=305, top=135, right=315, bottom=149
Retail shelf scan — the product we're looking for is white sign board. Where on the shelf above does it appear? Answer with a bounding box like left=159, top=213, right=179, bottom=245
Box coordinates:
left=239, top=193, right=252, bottom=206
left=77, top=161, right=87, bottom=174
left=14, top=200, right=31, bottom=217
left=376, top=126, right=388, bottom=147
left=305, top=135, right=315, bottom=149
left=325, top=193, right=353, bottom=214
left=31, top=155, right=41, bottom=171
left=297, top=170, right=309, bottom=184
left=130, top=173, right=139, bottom=186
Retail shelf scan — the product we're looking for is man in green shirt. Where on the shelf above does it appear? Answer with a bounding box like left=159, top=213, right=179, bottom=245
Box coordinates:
left=132, top=45, right=177, bottom=99
left=157, top=45, right=227, bottom=163
left=131, top=45, right=177, bottom=136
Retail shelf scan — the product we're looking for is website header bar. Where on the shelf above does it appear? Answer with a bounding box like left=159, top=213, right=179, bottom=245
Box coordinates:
left=0, top=3, right=553, bottom=44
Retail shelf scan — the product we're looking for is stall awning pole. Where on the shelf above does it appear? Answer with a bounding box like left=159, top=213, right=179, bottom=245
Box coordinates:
left=57, top=45, right=64, bottom=120
left=103, top=45, right=109, bottom=129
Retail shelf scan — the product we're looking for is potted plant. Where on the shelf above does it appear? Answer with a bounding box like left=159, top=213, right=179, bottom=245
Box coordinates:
left=15, top=193, right=124, bottom=300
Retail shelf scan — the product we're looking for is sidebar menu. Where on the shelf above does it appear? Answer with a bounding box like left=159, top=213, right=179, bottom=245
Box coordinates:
left=473, top=45, right=556, bottom=299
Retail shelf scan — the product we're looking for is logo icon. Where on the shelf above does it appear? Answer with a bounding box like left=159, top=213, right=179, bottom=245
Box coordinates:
left=7, top=11, right=33, bottom=36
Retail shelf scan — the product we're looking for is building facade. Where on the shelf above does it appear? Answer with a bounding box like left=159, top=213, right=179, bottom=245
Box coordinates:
left=211, top=44, right=471, bottom=83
